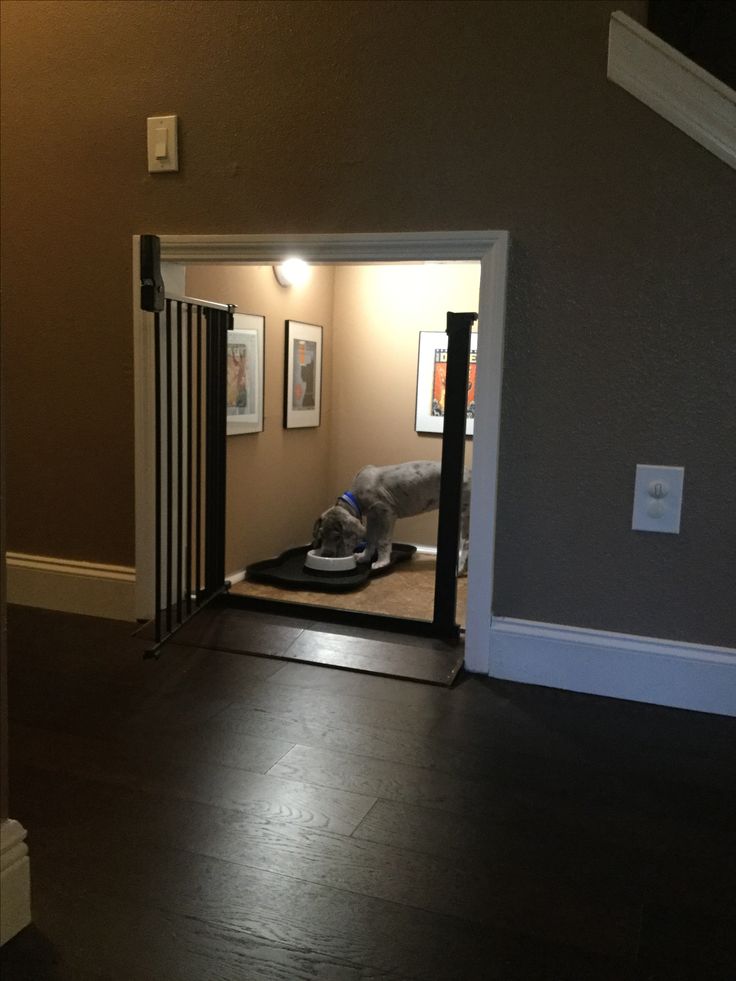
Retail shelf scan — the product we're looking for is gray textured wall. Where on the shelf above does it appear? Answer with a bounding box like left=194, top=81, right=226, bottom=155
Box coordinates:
left=1, top=0, right=734, bottom=645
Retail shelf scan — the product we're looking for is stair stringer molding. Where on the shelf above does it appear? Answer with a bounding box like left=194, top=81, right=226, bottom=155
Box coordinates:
left=608, top=10, right=736, bottom=170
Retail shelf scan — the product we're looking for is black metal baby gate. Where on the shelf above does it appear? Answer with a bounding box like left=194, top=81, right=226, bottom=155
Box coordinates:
left=140, top=235, right=234, bottom=656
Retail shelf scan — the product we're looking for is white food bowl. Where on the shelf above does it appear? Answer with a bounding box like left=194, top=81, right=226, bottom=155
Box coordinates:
left=304, top=549, right=357, bottom=572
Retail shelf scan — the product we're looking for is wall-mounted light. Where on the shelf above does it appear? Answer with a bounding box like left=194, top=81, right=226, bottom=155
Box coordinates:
left=273, top=257, right=311, bottom=287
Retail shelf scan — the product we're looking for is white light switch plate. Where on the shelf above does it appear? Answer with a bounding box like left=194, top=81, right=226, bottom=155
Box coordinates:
left=632, top=464, right=684, bottom=534
left=147, top=115, right=178, bottom=172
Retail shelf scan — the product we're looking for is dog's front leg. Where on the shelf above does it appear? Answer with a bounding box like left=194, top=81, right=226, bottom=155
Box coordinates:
left=361, top=504, right=395, bottom=570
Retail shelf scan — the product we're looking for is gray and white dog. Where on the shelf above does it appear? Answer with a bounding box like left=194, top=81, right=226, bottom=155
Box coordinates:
left=312, top=461, right=471, bottom=573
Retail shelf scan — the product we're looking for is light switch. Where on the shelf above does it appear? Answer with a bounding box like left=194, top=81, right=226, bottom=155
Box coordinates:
left=147, top=115, right=178, bottom=172
left=632, top=464, right=685, bottom=534
left=154, top=127, right=168, bottom=159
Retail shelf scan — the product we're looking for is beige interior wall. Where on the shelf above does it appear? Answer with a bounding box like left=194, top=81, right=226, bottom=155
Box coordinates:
left=330, top=263, right=480, bottom=547
left=185, top=264, right=335, bottom=573
left=189, top=262, right=479, bottom=567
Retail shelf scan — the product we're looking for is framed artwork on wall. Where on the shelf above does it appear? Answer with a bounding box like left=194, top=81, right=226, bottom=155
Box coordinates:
left=415, top=330, right=477, bottom=436
left=284, top=320, right=322, bottom=429
left=227, top=312, right=265, bottom=435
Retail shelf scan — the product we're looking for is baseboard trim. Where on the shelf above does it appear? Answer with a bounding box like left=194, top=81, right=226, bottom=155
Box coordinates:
left=0, top=820, right=31, bottom=946
left=6, top=552, right=136, bottom=621
left=490, top=617, right=736, bottom=717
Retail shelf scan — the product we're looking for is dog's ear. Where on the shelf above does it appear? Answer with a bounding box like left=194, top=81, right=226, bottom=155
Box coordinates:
left=312, top=516, right=323, bottom=546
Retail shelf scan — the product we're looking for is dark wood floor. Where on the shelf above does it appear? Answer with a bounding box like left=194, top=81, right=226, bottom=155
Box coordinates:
left=169, top=602, right=465, bottom=685
left=2, top=606, right=735, bottom=981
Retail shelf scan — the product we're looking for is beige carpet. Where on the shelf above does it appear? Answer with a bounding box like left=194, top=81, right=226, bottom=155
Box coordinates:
left=231, top=554, right=467, bottom=626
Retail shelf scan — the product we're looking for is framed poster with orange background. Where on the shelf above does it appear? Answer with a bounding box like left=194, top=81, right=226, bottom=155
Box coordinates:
left=415, top=331, right=477, bottom=436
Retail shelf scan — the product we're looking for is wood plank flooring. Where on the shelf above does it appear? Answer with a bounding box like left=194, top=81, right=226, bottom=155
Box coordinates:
left=169, top=604, right=465, bottom=685
left=3, top=606, right=736, bottom=981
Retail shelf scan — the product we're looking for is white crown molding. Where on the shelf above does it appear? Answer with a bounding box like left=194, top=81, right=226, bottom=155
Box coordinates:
left=490, top=617, right=736, bottom=717
left=6, top=552, right=135, bottom=621
left=158, top=230, right=508, bottom=264
left=608, top=11, right=736, bottom=169
left=0, top=820, right=31, bottom=946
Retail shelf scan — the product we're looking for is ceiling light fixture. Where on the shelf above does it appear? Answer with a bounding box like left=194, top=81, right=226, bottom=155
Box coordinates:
left=273, top=257, right=311, bottom=287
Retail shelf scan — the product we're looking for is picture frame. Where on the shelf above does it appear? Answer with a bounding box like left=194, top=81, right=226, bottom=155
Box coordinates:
left=415, top=330, right=477, bottom=437
left=226, top=312, right=265, bottom=435
left=284, top=320, right=322, bottom=429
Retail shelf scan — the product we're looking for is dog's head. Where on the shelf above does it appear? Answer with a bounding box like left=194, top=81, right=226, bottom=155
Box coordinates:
left=312, top=505, right=364, bottom=558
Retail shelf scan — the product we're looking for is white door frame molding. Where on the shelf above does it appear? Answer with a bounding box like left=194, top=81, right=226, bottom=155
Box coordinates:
left=133, top=231, right=510, bottom=673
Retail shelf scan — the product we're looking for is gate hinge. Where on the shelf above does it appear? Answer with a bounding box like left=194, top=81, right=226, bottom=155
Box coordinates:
left=140, top=234, right=165, bottom=312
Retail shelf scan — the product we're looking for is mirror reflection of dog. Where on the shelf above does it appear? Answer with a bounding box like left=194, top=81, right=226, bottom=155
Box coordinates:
left=312, top=461, right=471, bottom=573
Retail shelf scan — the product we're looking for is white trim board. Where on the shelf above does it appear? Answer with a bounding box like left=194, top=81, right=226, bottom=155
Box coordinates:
left=608, top=10, right=736, bottom=170
left=6, top=552, right=136, bottom=622
left=134, top=231, right=510, bottom=677
left=1, top=820, right=31, bottom=946
left=157, top=231, right=507, bottom=264
left=490, top=618, right=736, bottom=717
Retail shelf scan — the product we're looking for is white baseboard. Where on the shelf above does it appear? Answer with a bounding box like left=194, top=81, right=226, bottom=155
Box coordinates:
left=490, top=618, right=736, bottom=717
left=6, top=552, right=136, bottom=621
left=0, top=820, right=31, bottom=946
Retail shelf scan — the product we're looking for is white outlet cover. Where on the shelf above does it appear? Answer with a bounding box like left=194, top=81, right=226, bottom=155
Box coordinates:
left=632, top=464, right=685, bottom=534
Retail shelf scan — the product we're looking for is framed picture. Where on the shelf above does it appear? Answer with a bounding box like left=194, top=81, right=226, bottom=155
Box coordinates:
left=284, top=320, right=322, bottom=429
left=227, top=313, right=265, bottom=435
left=415, top=331, right=477, bottom=436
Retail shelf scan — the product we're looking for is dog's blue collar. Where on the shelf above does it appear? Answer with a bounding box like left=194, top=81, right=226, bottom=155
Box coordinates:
left=339, top=491, right=362, bottom=520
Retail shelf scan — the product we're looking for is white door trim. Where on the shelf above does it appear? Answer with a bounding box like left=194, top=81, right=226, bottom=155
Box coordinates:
left=133, top=231, right=510, bottom=673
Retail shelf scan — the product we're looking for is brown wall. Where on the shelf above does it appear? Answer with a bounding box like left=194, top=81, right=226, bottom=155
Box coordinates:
left=2, top=0, right=735, bottom=646
left=185, top=265, right=335, bottom=573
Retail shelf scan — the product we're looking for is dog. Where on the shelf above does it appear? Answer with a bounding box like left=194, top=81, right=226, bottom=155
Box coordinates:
left=312, top=461, right=471, bottom=573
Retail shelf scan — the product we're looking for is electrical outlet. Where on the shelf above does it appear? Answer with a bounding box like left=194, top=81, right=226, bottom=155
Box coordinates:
left=632, top=465, right=684, bottom=534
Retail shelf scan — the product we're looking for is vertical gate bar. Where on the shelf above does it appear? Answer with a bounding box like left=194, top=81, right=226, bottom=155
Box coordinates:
left=195, top=305, right=203, bottom=603
left=203, top=307, right=228, bottom=596
left=185, top=302, right=193, bottom=616
left=165, top=298, right=174, bottom=633
left=215, top=309, right=223, bottom=589
left=212, top=308, right=225, bottom=591
left=433, top=311, right=476, bottom=637
left=224, top=308, right=234, bottom=579
left=204, top=309, right=213, bottom=593
left=153, top=310, right=162, bottom=642
left=216, top=308, right=231, bottom=585
left=209, top=309, right=219, bottom=593
left=176, top=300, right=184, bottom=625
left=213, top=309, right=222, bottom=589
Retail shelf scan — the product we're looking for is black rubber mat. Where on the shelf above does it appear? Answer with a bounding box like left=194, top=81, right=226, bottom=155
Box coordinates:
left=245, top=543, right=417, bottom=592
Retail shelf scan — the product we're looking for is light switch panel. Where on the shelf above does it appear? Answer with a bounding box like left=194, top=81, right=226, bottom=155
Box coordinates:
left=632, top=464, right=684, bottom=534
left=147, top=115, right=178, bottom=172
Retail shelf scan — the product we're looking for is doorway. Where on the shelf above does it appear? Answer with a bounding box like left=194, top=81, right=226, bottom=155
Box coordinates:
left=133, top=232, right=509, bottom=676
